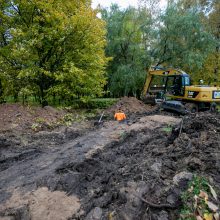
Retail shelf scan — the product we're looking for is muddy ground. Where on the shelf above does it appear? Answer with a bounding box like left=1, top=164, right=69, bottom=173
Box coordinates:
left=0, top=102, right=219, bottom=220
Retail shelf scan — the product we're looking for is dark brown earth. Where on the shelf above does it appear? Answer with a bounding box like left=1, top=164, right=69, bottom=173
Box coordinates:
left=0, top=103, right=66, bottom=133
left=0, top=101, right=219, bottom=220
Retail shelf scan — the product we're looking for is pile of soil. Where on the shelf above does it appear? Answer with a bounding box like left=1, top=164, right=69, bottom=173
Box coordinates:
left=105, top=97, right=156, bottom=116
left=0, top=104, right=65, bottom=133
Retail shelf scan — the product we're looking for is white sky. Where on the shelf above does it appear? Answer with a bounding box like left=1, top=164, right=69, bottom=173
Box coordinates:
left=92, top=0, right=167, bottom=9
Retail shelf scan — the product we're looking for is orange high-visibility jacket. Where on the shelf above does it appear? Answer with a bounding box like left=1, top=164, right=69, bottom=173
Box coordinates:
left=114, top=112, right=126, bottom=121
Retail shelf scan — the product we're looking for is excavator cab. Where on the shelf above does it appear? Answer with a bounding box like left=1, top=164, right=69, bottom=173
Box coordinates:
left=142, top=67, right=190, bottom=104
left=165, top=74, right=190, bottom=97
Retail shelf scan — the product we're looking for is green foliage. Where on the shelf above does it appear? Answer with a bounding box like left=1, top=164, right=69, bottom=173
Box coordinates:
left=194, top=52, right=220, bottom=84
left=161, top=125, right=172, bottom=133
left=101, top=5, right=152, bottom=97
left=110, top=65, right=146, bottom=97
left=31, top=116, right=55, bottom=131
left=154, top=4, right=216, bottom=72
left=58, top=109, right=99, bottom=126
left=61, top=113, right=75, bottom=126
left=119, top=131, right=128, bottom=140
left=35, top=117, right=46, bottom=124
left=0, top=0, right=108, bottom=104
left=180, top=175, right=219, bottom=220
left=192, top=1, right=220, bottom=84
left=181, top=176, right=209, bottom=201
left=31, top=123, right=41, bottom=132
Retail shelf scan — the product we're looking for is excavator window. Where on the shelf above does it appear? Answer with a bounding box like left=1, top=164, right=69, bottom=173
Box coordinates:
left=165, top=76, right=184, bottom=96
left=148, top=75, right=166, bottom=93
left=184, top=76, right=190, bottom=86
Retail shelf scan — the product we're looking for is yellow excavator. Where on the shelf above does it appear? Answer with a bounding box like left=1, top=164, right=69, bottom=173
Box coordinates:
left=142, top=66, right=220, bottom=114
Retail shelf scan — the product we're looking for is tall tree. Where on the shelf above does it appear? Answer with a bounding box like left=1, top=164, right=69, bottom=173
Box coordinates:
left=207, top=1, right=220, bottom=84
left=102, top=5, right=152, bottom=97
left=153, top=3, right=215, bottom=73
left=0, top=0, right=108, bottom=104
left=175, top=0, right=219, bottom=84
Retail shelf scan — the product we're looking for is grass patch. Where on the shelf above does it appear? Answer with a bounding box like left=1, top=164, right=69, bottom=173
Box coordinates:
left=161, top=125, right=172, bottom=133
left=57, top=109, right=100, bottom=126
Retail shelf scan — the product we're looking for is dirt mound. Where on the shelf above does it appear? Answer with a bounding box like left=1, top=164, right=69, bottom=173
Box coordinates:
left=0, top=103, right=65, bottom=133
left=105, top=97, right=156, bottom=116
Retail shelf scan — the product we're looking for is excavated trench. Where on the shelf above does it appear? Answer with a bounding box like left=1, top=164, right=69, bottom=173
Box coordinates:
left=0, top=113, right=219, bottom=220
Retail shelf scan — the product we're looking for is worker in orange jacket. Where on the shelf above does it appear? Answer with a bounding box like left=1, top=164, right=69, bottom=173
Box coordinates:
left=114, top=109, right=127, bottom=122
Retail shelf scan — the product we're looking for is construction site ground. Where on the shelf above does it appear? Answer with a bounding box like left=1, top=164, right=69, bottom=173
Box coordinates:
left=0, top=98, right=219, bottom=220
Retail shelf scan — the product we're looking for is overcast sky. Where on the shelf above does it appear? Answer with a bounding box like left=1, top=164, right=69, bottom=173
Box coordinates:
left=92, top=0, right=167, bottom=9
